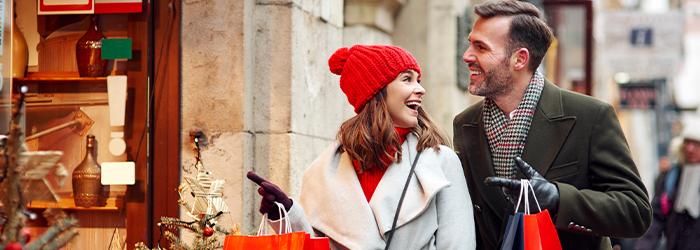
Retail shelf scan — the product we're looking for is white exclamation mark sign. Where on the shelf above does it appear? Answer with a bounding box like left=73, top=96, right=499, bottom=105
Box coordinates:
left=103, top=75, right=135, bottom=186
left=107, top=75, right=127, bottom=156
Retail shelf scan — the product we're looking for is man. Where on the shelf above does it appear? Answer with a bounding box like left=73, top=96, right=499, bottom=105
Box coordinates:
left=634, top=120, right=700, bottom=250
left=452, top=1, right=652, bottom=249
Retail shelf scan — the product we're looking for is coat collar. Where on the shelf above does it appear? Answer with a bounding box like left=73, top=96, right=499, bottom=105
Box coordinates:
left=460, top=80, right=576, bottom=239
left=519, top=80, right=576, bottom=179
left=299, top=133, right=451, bottom=249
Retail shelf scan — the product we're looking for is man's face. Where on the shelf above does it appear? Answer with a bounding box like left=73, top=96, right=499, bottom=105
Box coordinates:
left=684, top=139, right=700, bottom=164
left=463, top=16, right=516, bottom=99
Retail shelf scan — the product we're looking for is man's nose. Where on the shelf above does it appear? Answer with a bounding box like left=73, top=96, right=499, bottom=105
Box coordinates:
left=463, top=48, right=475, bottom=64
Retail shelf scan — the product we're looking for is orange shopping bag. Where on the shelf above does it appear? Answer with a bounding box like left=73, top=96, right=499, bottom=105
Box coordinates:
left=223, top=231, right=307, bottom=249
left=223, top=202, right=330, bottom=250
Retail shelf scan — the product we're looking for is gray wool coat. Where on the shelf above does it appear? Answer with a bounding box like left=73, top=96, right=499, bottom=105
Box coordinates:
left=272, top=133, right=477, bottom=250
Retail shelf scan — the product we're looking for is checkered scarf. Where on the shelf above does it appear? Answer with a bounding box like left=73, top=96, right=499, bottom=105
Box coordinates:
left=483, top=71, right=545, bottom=178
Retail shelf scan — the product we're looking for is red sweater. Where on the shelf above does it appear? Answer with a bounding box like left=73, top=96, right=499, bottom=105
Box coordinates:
left=353, top=127, right=411, bottom=202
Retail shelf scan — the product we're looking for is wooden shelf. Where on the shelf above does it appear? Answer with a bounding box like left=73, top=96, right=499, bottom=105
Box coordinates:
left=27, top=197, right=123, bottom=211
left=13, top=71, right=126, bottom=85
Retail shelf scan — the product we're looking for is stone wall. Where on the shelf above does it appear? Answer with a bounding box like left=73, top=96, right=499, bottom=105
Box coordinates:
left=394, top=0, right=476, bottom=138
left=181, top=0, right=248, bottom=236
left=182, top=0, right=347, bottom=235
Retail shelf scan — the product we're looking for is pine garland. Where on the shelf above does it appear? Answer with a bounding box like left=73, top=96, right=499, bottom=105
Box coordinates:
left=133, top=139, right=240, bottom=250
left=0, top=89, right=79, bottom=250
left=24, top=216, right=80, bottom=250
left=1, top=87, right=28, bottom=245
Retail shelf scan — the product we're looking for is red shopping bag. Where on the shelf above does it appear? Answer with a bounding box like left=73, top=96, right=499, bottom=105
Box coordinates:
left=534, top=209, right=561, bottom=250
left=509, top=180, right=562, bottom=250
left=523, top=214, right=542, bottom=250
left=303, top=233, right=331, bottom=250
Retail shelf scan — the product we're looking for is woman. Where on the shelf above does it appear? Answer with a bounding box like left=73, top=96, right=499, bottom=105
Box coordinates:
left=248, top=45, right=476, bottom=250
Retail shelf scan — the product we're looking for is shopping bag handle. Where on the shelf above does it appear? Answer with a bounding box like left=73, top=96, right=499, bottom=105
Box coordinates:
left=256, top=201, right=292, bottom=236
left=514, top=180, right=542, bottom=214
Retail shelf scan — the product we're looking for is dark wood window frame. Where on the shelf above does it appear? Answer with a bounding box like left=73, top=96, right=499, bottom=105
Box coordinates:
left=126, top=0, right=181, bottom=247
left=543, top=0, right=593, bottom=96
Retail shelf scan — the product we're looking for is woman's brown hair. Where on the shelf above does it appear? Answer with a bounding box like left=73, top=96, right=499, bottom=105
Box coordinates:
left=337, top=88, right=451, bottom=173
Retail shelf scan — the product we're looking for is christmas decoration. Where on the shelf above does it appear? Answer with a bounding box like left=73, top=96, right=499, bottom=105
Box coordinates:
left=20, top=229, right=31, bottom=243
left=179, top=137, right=229, bottom=220
left=134, top=137, right=240, bottom=250
left=1, top=87, right=80, bottom=250
left=5, top=242, right=22, bottom=250
left=0, top=151, right=64, bottom=206
left=202, top=227, right=214, bottom=237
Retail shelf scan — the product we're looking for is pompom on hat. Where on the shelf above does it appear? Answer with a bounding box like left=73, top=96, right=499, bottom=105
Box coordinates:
left=328, top=45, right=421, bottom=113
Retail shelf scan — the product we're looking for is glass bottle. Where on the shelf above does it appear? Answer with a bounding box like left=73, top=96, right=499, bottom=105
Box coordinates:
left=72, top=135, right=104, bottom=207
left=76, top=15, right=107, bottom=77
left=12, top=1, right=28, bottom=79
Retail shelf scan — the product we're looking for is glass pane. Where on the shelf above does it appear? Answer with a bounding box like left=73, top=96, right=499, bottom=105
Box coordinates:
left=0, top=0, right=12, bottom=134
left=544, top=5, right=587, bottom=94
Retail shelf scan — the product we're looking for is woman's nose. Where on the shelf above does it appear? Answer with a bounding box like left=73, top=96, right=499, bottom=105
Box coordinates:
left=414, top=84, right=425, bottom=96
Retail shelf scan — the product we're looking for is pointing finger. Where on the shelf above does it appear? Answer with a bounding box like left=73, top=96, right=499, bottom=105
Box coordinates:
left=247, top=171, right=268, bottom=186
left=485, top=177, right=521, bottom=190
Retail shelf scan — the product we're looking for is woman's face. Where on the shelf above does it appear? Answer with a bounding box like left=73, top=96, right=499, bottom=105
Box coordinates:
left=385, top=70, right=425, bottom=128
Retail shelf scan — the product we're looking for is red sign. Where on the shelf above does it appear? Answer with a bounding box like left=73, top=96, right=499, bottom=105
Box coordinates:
left=38, top=0, right=94, bottom=15
left=38, top=0, right=141, bottom=15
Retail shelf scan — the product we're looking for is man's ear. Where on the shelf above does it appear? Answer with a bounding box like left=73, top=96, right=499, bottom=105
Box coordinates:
left=512, top=48, right=530, bottom=71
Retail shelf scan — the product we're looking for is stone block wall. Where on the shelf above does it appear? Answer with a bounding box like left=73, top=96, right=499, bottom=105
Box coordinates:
left=394, top=0, right=476, bottom=138
left=182, top=0, right=346, bottom=235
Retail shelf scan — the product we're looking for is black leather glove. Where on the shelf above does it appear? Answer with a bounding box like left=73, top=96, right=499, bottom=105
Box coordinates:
left=485, top=157, right=559, bottom=215
left=247, top=171, right=293, bottom=220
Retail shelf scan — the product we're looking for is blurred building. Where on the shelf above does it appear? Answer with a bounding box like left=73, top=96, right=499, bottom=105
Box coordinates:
left=170, top=0, right=699, bottom=233
left=12, top=0, right=699, bottom=239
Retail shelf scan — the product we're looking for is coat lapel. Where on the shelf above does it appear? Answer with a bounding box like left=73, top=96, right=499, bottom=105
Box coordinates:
left=519, top=81, right=576, bottom=178
left=300, top=143, right=385, bottom=250
left=461, top=103, right=510, bottom=217
left=300, top=135, right=451, bottom=249
left=371, top=134, right=451, bottom=236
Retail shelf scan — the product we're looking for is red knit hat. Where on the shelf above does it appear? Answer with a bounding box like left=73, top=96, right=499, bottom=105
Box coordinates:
left=328, top=45, right=421, bottom=114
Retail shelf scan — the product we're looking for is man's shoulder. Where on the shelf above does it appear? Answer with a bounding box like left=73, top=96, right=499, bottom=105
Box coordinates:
left=454, top=99, right=484, bottom=126
left=543, top=82, right=612, bottom=112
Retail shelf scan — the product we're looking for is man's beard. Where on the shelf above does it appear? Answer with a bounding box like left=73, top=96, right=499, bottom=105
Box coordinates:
left=468, top=58, right=514, bottom=99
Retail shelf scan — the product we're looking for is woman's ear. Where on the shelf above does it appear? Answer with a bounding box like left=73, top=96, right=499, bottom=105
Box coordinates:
left=513, top=48, right=530, bottom=71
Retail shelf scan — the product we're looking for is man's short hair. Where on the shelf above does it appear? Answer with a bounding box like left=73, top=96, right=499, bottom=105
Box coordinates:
left=474, top=0, right=554, bottom=72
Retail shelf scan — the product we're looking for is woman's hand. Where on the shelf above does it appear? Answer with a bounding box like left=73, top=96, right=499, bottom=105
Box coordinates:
left=247, top=171, right=293, bottom=220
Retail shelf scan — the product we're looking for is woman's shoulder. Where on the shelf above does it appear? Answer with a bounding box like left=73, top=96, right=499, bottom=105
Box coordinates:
left=305, top=142, right=342, bottom=173
left=424, top=145, right=458, bottom=158
left=421, top=145, right=460, bottom=168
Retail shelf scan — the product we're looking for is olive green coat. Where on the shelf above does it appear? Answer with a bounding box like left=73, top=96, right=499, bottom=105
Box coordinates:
left=453, top=80, right=652, bottom=250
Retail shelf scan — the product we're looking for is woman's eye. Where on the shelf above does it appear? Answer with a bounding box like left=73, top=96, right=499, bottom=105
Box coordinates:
left=403, top=77, right=410, bottom=81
